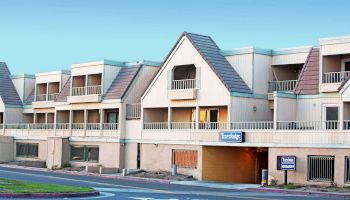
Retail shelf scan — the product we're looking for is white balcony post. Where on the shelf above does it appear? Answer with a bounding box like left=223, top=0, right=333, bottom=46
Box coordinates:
left=46, top=82, right=49, bottom=101
left=33, top=113, right=37, bottom=124
left=340, top=103, right=344, bottom=131
left=85, top=75, right=88, bottom=95
left=100, top=109, right=103, bottom=135
left=69, top=110, right=73, bottom=135
left=45, top=113, right=48, bottom=124
left=84, top=109, right=87, bottom=136
left=195, top=106, right=200, bottom=130
left=168, top=107, right=172, bottom=130
left=54, top=110, right=57, bottom=136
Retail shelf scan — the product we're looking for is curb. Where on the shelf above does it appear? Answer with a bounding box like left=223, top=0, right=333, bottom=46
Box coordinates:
left=248, top=188, right=350, bottom=198
left=0, top=164, right=171, bottom=184
left=0, top=191, right=100, bottom=199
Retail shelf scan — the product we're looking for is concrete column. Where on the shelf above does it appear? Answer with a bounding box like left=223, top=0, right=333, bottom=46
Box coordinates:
left=100, top=109, right=103, bottom=134
left=195, top=106, right=200, bottom=130
left=45, top=113, right=48, bottom=124
left=85, top=75, right=88, bottom=95
left=340, top=102, right=344, bottom=131
left=168, top=107, right=172, bottom=130
left=46, top=82, right=49, bottom=101
left=69, top=110, right=73, bottom=134
left=33, top=113, right=37, bottom=124
left=227, top=104, right=231, bottom=129
left=84, top=109, right=87, bottom=136
left=54, top=110, right=57, bottom=135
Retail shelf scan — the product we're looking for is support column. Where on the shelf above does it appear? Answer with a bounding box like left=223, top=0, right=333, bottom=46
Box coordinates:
left=54, top=110, right=57, bottom=135
left=340, top=102, right=344, bottom=131
left=227, top=104, right=231, bottom=129
left=195, top=106, right=200, bottom=130
left=85, top=75, right=88, bottom=95
left=99, top=109, right=103, bottom=135
left=84, top=109, right=88, bottom=136
left=45, top=113, right=48, bottom=124
left=168, top=107, right=172, bottom=130
left=46, top=83, right=49, bottom=101
left=69, top=110, right=73, bottom=135
left=33, top=113, right=37, bottom=124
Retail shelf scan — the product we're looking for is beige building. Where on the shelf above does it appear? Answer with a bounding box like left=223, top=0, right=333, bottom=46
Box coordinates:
left=1, top=32, right=350, bottom=186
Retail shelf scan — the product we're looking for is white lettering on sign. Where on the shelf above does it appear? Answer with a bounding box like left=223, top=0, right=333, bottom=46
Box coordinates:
left=222, top=134, right=241, bottom=140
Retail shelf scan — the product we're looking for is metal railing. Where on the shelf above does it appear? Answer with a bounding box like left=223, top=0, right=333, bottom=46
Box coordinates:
left=126, top=103, right=141, bottom=119
left=48, top=93, right=59, bottom=101
left=199, top=122, right=229, bottom=130
left=344, top=120, right=350, bottom=130
left=171, top=79, right=196, bottom=90
left=323, top=71, right=350, bottom=83
left=268, top=80, right=298, bottom=92
left=36, top=94, right=47, bottom=101
left=277, top=121, right=339, bottom=130
left=2, top=123, right=119, bottom=130
left=87, top=85, right=101, bottom=95
left=56, top=123, right=70, bottom=130
left=143, top=122, right=168, bottom=130
left=102, top=123, right=119, bottom=130
left=307, top=155, right=335, bottom=182
left=72, top=87, right=85, bottom=96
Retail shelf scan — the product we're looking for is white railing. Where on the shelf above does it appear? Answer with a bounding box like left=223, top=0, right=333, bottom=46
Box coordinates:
left=87, top=85, right=102, bottom=95
left=199, top=122, right=229, bottom=130
left=102, top=123, right=119, bottom=130
left=126, top=103, right=141, bottom=119
left=231, top=121, right=274, bottom=130
left=344, top=120, right=350, bottom=130
left=86, top=123, right=100, bottom=130
left=48, top=93, right=59, bottom=101
left=36, top=94, right=47, bottom=101
left=71, top=123, right=85, bottom=130
left=29, top=123, right=54, bottom=129
left=171, top=122, right=195, bottom=130
left=171, top=79, right=196, bottom=90
left=268, top=80, right=298, bottom=92
left=143, top=122, right=168, bottom=130
left=277, top=121, right=339, bottom=130
left=56, top=123, right=70, bottom=130
left=323, top=71, right=350, bottom=83
left=72, top=87, right=85, bottom=96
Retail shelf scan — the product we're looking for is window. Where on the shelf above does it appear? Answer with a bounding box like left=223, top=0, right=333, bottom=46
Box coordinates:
left=345, top=157, right=350, bottom=183
left=71, top=146, right=99, bottom=162
left=16, top=143, right=38, bottom=158
left=307, top=155, right=334, bottom=182
left=345, top=61, right=350, bottom=72
left=172, top=150, right=198, bottom=169
left=323, top=105, right=339, bottom=130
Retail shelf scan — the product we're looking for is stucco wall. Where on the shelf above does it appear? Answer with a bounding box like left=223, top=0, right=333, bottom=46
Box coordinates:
left=231, top=96, right=272, bottom=121
left=0, top=136, right=14, bottom=162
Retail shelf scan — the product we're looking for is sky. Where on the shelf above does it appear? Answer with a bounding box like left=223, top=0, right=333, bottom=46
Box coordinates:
left=1, top=0, right=350, bottom=74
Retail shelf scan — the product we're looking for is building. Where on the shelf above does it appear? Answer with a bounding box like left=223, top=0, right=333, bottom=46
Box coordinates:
left=1, top=32, right=350, bottom=186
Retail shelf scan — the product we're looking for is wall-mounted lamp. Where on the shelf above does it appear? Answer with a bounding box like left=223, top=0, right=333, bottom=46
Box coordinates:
left=154, top=143, right=158, bottom=148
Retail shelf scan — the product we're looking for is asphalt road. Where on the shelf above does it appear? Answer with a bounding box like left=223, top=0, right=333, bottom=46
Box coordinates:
left=0, top=166, right=345, bottom=200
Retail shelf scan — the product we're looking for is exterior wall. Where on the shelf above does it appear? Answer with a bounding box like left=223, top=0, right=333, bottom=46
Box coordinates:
left=172, top=108, right=192, bottom=122
left=321, top=37, right=350, bottom=56
left=4, top=108, right=23, bottom=124
left=142, top=36, right=230, bottom=108
left=141, top=143, right=202, bottom=180
left=323, top=55, right=341, bottom=73
left=269, top=147, right=350, bottom=186
left=254, top=54, right=272, bottom=94
left=225, top=53, right=253, bottom=90
left=231, top=96, right=272, bottom=121
left=296, top=95, right=340, bottom=121
left=14, top=139, right=48, bottom=162
left=124, top=142, right=138, bottom=169
left=275, top=96, right=297, bottom=121
left=202, top=146, right=258, bottom=183
left=272, top=53, right=309, bottom=66
left=46, top=137, right=70, bottom=169
left=0, top=136, right=14, bottom=162
left=143, top=108, right=167, bottom=122
left=69, top=141, right=121, bottom=168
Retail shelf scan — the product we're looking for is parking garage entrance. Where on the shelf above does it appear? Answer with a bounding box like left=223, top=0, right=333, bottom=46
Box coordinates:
left=202, top=146, right=268, bottom=184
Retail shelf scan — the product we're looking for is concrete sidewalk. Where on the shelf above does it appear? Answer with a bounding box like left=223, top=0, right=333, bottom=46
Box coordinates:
left=171, top=181, right=260, bottom=190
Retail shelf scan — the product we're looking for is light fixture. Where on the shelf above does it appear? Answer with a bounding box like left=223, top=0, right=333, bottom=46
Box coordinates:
left=253, top=106, right=257, bottom=112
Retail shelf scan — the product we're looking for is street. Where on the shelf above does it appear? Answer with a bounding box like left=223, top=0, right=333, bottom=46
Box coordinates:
left=0, top=166, right=344, bottom=200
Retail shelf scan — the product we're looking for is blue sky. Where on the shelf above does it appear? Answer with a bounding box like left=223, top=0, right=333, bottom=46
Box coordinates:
left=1, top=0, right=350, bottom=74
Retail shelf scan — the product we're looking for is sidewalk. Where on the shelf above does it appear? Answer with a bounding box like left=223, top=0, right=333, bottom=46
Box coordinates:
left=248, top=187, right=350, bottom=198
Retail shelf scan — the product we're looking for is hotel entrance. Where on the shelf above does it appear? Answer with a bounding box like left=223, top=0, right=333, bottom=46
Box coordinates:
left=202, top=146, right=268, bottom=184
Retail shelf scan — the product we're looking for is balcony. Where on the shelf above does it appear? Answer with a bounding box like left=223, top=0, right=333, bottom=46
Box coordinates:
left=168, top=79, right=197, bottom=100
left=68, top=85, right=102, bottom=103
left=268, top=80, right=297, bottom=93
left=320, top=71, right=350, bottom=93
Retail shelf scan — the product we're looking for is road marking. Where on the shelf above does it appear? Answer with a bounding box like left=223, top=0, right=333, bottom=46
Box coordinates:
left=0, top=169, right=174, bottom=194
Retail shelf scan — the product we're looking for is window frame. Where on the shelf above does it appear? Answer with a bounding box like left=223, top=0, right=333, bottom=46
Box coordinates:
left=70, top=145, right=99, bottom=163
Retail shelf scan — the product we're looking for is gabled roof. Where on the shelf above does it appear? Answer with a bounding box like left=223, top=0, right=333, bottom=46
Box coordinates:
left=0, top=62, right=22, bottom=106
left=164, top=32, right=251, bottom=94
left=294, top=48, right=320, bottom=95
left=104, top=65, right=142, bottom=99
left=23, top=89, right=35, bottom=105
left=55, top=77, right=71, bottom=102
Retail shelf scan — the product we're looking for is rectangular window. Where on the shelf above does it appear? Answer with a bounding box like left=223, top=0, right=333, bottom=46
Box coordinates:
left=307, top=155, right=334, bottom=182
left=16, top=143, right=38, bottom=158
left=345, top=157, right=350, bottom=183
left=70, top=146, right=99, bottom=162
left=172, top=150, right=198, bottom=169
left=345, top=61, right=350, bottom=71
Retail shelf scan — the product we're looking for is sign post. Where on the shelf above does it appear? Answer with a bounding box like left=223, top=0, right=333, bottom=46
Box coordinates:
left=277, top=156, right=296, bottom=185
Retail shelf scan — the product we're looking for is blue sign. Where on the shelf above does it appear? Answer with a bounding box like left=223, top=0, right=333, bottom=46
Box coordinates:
left=280, top=156, right=296, bottom=171
left=219, top=132, right=245, bottom=143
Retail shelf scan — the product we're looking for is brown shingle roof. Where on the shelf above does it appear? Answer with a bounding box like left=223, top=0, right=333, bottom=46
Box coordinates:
left=55, top=77, right=71, bottom=102
left=294, top=48, right=320, bottom=95
left=104, top=65, right=141, bottom=99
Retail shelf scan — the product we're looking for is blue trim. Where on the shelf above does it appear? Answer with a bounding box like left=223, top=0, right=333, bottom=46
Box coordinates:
left=11, top=74, right=35, bottom=79
left=297, top=93, right=339, bottom=99
left=221, top=46, right=314, bottom=56
left=23, top=105, right=32, bottom=109
left=275, top=92, right=297, bottom=99
left=231, top=92, right=267, bottom=99
left=5, top=104, right=23, bottom=108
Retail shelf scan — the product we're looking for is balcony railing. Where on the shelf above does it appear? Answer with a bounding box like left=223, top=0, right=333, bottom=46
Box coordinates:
left=4, top=123, right=119, bottom=131
left=171, top=122, right=195, bottom=129
left=323, top=71, right=350, bottom=83
left=143, top=122, right=168, bottom=130
left=87, top=85, right=101, bottom=95
left=36, top=94, right=47, bottom=101
left=231, top=121, right=274, bottom=130
left=171, top=79, right=196, bottom=90
left=126, top=103, right=141, bottom=119
left=268, top=80, right=298, bottom=92
left=72, top=87, right=85, bottom=96
left=48, top=93, right=59, bottom=101
left=277, top=121, right=339, bottom=130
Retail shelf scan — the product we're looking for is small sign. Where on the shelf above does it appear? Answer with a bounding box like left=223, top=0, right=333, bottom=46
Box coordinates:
left=219, top=131, right=245, bottom=143
left=277, top=156, right=296, bottom=171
